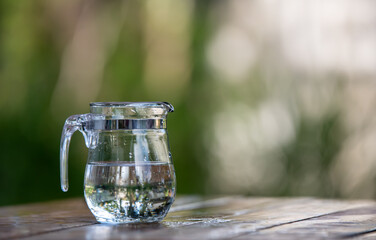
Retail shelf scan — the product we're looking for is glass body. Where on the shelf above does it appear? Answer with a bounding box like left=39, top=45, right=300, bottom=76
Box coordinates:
left=60, top=102, right=176, bottom=223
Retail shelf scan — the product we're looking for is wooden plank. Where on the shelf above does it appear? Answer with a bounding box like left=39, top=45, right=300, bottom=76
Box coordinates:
left=0, top=196, right=221, bottom=240
left=23, top=197, right=277, bottom=240
left=235, top=204, right=376, bottom=239
left=0, top=198, right=96, bottom=239
left=2, top=197, right=376, bottom=239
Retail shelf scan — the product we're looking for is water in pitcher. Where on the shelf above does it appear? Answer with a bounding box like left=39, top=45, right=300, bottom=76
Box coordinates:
left=84, top=161, right=176, bottom=223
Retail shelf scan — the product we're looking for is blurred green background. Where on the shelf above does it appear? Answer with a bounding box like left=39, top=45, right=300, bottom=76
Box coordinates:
left=1, top=0, right=376, bottom=206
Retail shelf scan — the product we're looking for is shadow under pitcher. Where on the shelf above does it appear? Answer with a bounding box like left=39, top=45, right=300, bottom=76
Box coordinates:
left=59, top=102, right=176, bottom=224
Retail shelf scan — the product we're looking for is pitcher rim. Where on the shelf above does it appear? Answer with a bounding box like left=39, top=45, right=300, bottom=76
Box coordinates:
left=90, top=102, right=174, bottom=112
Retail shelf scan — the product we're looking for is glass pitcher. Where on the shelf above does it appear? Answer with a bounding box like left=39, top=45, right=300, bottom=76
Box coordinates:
left=60, top=102, right=176, bottom=224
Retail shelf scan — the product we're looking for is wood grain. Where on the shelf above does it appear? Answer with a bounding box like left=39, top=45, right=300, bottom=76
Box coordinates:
left=1, top=196, right=376, bottom=239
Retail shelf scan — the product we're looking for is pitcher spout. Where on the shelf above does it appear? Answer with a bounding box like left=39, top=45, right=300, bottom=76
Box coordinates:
left=162, top=102, right=174, bottom=113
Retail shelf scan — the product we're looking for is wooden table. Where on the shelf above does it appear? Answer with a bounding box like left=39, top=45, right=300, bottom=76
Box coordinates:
left=1, top=196, right=376, bottom=239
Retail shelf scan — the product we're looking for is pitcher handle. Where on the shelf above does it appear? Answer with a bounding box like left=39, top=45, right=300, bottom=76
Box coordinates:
left=60, top=114, right=90, bottom=192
